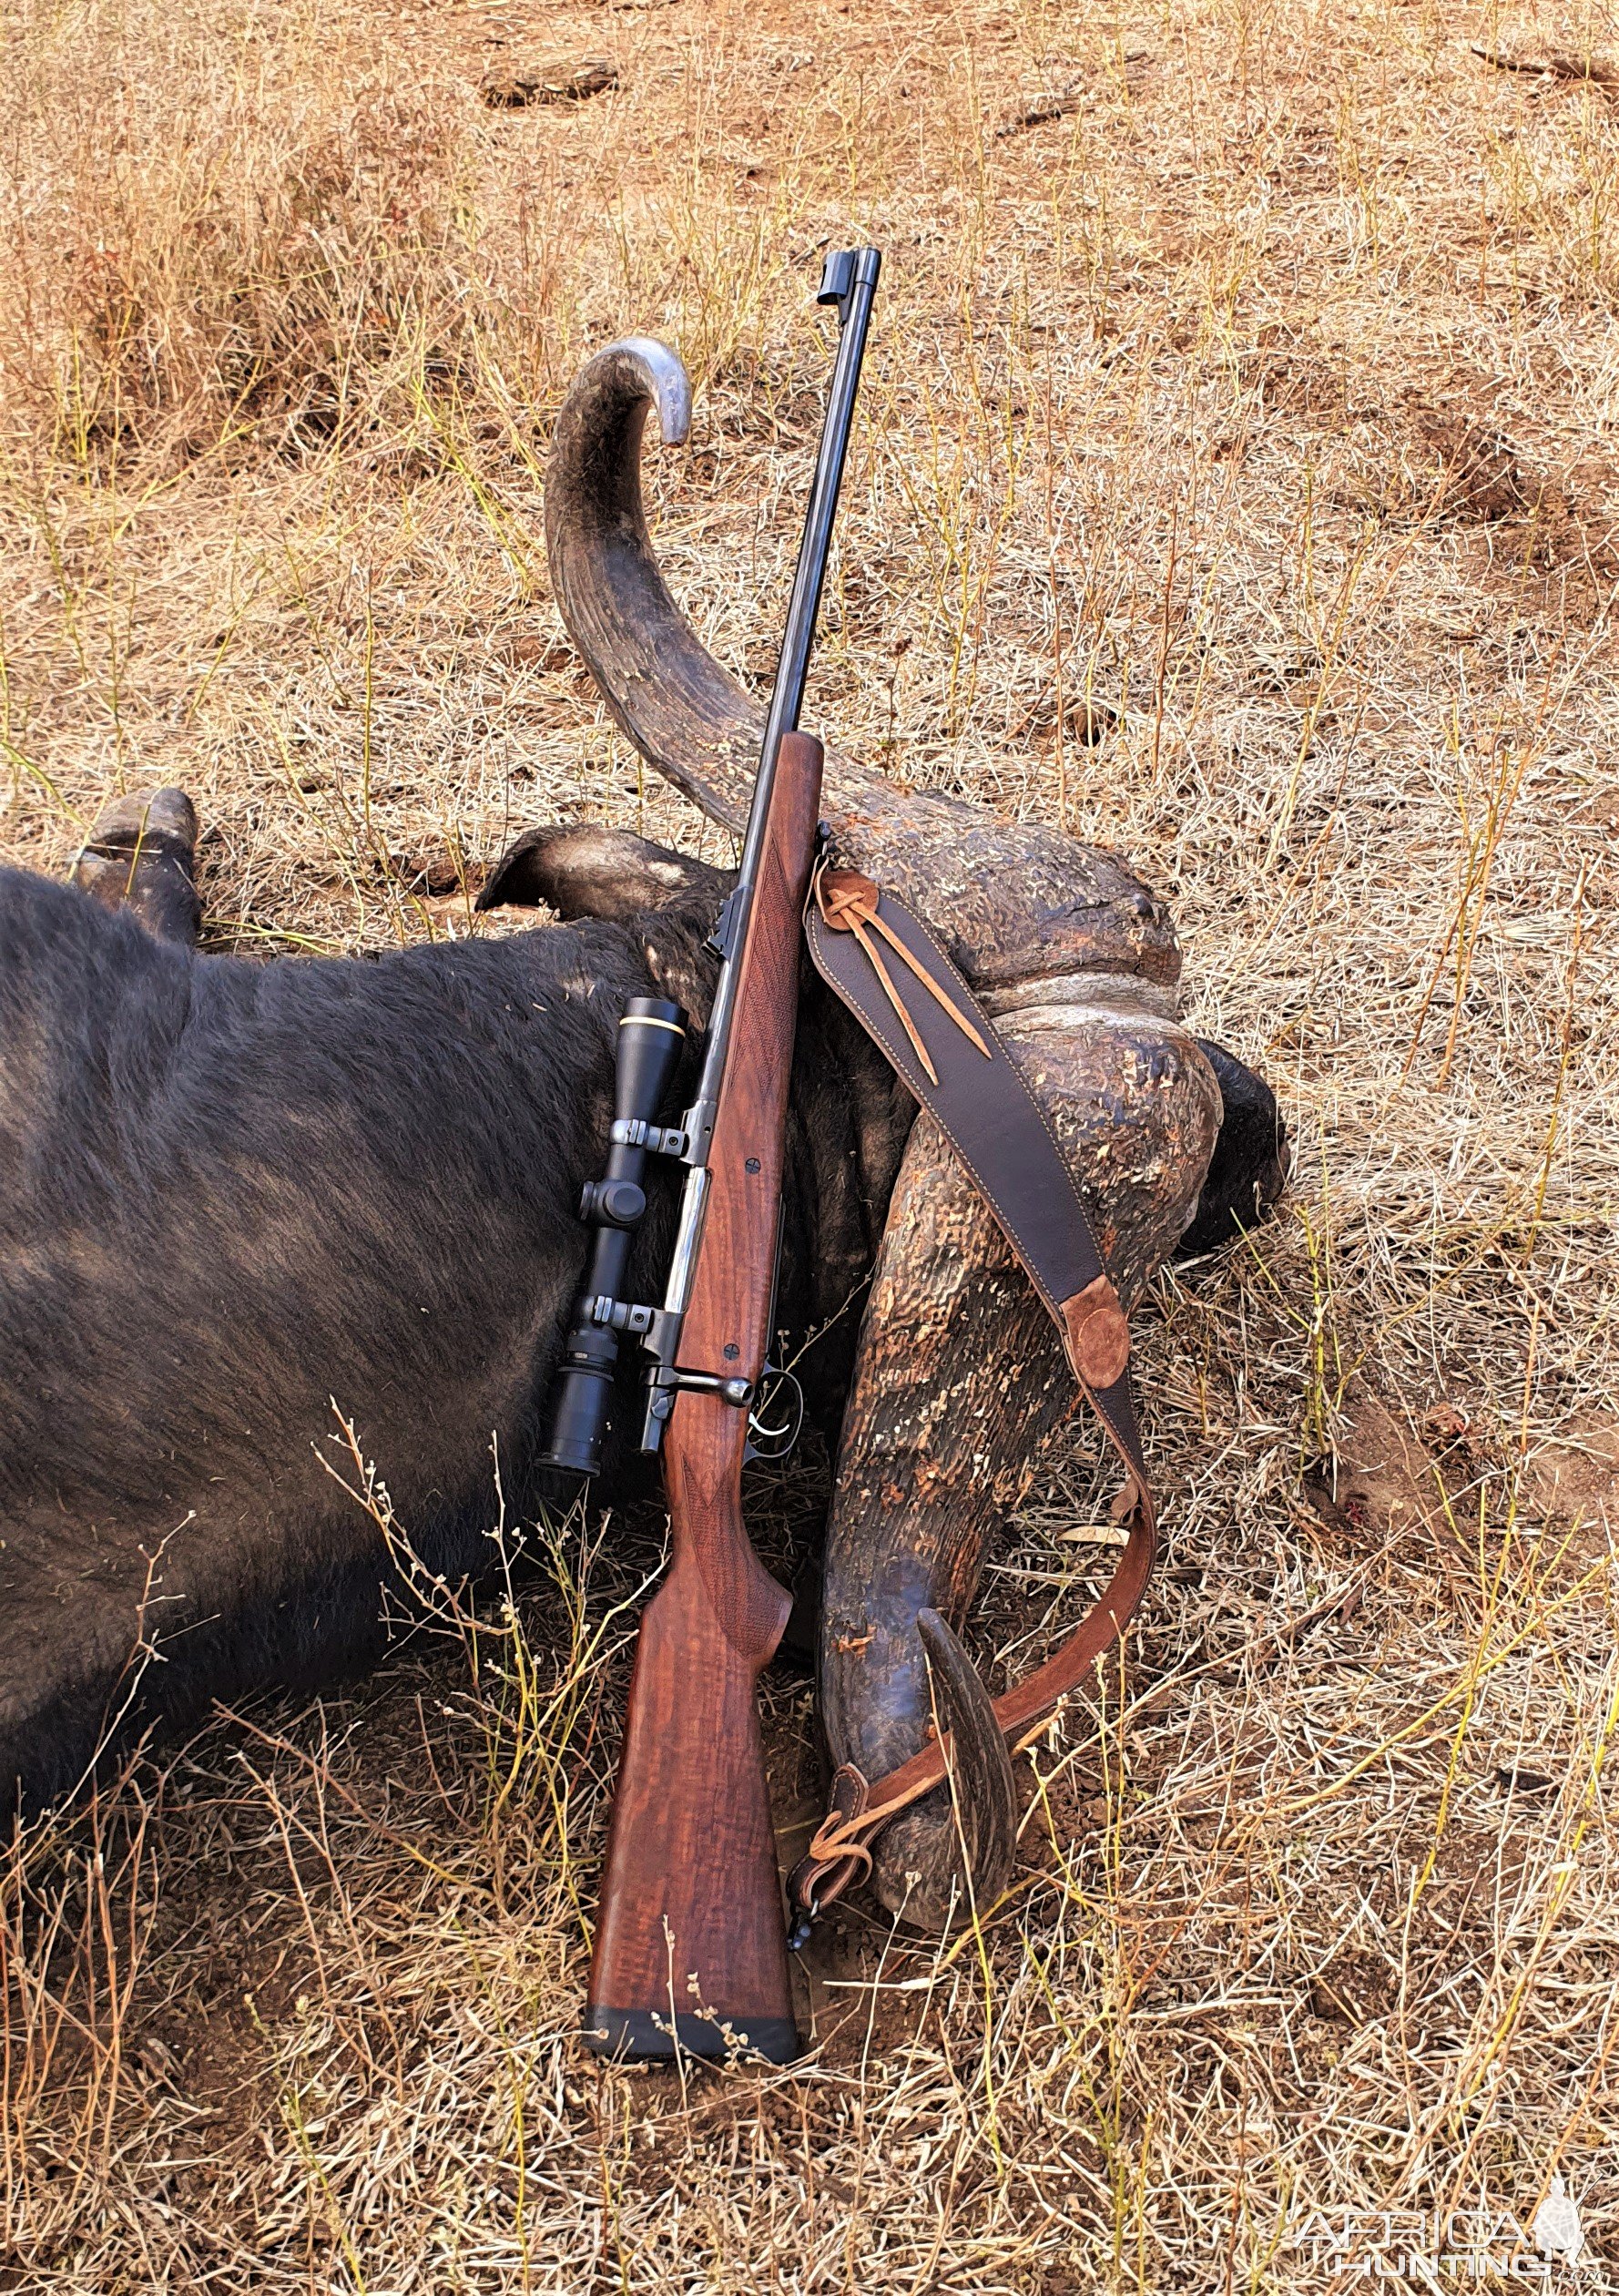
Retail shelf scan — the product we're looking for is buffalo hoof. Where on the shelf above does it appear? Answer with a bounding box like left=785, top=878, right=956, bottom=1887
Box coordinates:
left=72, top=788, right=201, bottom=947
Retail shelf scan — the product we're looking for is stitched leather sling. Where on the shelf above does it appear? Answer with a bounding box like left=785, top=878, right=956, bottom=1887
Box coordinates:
left=789, top=863, right=1159, bottom=1924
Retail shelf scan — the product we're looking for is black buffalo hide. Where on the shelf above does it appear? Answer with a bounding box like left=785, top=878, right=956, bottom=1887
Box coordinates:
left=0, top=823, right=1279, bottom=1815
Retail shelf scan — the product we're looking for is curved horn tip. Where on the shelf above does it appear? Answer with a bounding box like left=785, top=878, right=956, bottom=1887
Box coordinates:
left=592, top=335, right=692, bottom=446
left=915, top=1607, right=1019, bottom=1913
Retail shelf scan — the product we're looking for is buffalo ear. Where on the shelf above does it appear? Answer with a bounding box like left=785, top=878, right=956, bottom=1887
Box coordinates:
left=476, top=824, right=730, bottom=923
left=1173, top=1040, right=1289, bottom=1260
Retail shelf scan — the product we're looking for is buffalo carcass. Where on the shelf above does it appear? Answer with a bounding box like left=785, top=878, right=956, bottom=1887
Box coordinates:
left=0, top=793, right=907, bottom=1811
left=0, top=345, right=1284, bottom=1924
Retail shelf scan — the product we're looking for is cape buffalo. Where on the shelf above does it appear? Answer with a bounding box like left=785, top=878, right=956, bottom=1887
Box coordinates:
left=0, top=340, right=1286, bottom=1927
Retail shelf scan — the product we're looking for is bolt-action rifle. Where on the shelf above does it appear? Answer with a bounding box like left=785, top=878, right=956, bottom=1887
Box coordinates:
left=542, top=246, right=882, bottom=2062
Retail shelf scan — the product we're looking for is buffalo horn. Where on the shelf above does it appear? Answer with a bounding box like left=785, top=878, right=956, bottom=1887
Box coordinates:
left=911, top=1607, right=1019, bottom=1918
left=545, top=337, right=901, bottom=834
left=545, top=339, right=1183, bottom=994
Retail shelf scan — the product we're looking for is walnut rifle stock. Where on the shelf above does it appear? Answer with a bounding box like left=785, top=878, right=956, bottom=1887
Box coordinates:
left=583, top=731, right=822, bottom=2063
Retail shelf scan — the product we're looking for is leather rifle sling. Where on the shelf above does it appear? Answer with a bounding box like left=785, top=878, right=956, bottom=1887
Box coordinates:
left=790, top=864, right=1159, bottom=1922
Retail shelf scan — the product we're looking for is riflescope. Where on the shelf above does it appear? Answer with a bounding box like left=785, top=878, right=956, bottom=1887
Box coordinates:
left=539, top=997, right=687, bottom=1477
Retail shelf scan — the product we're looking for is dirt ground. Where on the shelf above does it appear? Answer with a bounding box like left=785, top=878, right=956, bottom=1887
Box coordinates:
left=1, top=0, right=1617, bottom=2285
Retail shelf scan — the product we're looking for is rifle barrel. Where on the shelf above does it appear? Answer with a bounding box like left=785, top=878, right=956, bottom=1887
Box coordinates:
left=759, top=247, right=884, bottom=747
left=640, top=247, right=881, bottom=1450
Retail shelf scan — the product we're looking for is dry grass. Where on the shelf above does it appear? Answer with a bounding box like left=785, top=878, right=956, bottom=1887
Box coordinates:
left=3, top=0, right=1618, bottom=2284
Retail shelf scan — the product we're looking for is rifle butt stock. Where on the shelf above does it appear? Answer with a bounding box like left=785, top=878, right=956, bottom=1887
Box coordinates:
left=583, top=1529, right=796, bottom=2062
left=584, top=730, right=824, bottom=2064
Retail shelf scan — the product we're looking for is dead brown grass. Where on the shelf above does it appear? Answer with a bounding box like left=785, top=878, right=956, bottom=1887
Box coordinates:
left=2, top=0, right=1617, bottom=2284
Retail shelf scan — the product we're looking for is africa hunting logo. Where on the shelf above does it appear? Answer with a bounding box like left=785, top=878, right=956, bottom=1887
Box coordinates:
left=1296, top=2184, right=1587, bottom=2281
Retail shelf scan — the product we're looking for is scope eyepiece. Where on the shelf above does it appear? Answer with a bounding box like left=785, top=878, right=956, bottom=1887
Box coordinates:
left=539, top=997, right=687, bottom=1479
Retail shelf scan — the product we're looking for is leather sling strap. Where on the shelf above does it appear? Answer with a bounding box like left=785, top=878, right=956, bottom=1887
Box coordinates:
left=789, top=864, right=1158, bottom=1923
